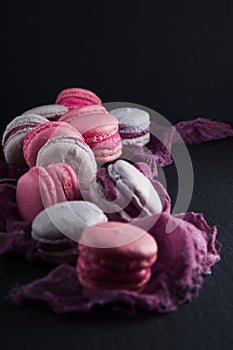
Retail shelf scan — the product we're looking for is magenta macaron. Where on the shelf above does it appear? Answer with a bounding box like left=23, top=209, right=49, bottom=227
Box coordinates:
left=55, top=87, right=102, bottom=110
left=23, top=121, right=83, bottom=168
left=77, top=221, right=158, bottom=292
left=16, top=163, right=81, bottom=222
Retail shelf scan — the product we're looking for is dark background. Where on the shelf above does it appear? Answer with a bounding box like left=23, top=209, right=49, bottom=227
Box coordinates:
left=1, top=1, right=233, bottom=349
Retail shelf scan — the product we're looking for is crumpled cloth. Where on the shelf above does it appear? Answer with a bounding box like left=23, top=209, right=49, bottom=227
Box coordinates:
left=123, top=117, right=233, bottom=176
left=11, top=211, right=220, bottom=314
left=0, top=184, right=39, bottom=261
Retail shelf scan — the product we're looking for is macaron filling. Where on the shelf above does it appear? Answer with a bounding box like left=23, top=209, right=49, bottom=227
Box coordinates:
left=119, top=127, right=150, bottom=139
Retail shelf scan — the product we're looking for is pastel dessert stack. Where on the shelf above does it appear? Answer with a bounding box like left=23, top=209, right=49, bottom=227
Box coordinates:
left=1, top=86, right=165, bottom=291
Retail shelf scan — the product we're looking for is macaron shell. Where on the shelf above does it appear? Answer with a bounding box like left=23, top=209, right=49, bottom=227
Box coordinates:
left=22, top=104, right=69, bottom=120
left=55, top=88, right=102, bottom=110
left=45, top=164, right=68, bottom=203
left=2, top=114, right=48, bottom=146
left=110, top=107, right=150, bottom=127
left=46, top=163, right=81, bottom=200
left=79, top=221, right=158, bottom=271
left=23, top=121, right=82, bottom=167
left=77, top=272, right=149, bottom=292
left=59, top=105, right=108, bottom=122
left=38, top=247, right=78, bottom=264
left=31, top=201, right=108, bottom=244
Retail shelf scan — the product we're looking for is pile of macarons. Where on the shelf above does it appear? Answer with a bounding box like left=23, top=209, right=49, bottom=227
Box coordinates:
left=1, top=87, right=161, bottom=292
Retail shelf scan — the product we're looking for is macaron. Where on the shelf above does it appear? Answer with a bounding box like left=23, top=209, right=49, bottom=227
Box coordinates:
left=64, top=112, right=122, bottom=163
left=109, top=107, right=150, bottom=146
left=32, top=201, right=108, bottom=264
left=59, top=104, right=108, bottom=122
left=22, top=104, right=69, bottom=121
left=16, top=163, right=81, bottom=222
left=36, top=135, right=97, bottom=193
left=55, top=87, right=102, bottom=110
left=77, top=221, right=158, bottom=291
left=88, top=159, right=163, bottom=221
left=23, top=121, right=82, bottom=168
left=2, top=114, right=48, bottom=167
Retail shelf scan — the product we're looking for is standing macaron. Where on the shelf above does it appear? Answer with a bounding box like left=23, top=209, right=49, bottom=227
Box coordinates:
left=2, top=114, right=49, bottom=167
left=109, top=107, right=150, bottom=146
left=55, top=87, right=102, bottom=110
left=63, top=112, right=122, bottom=164
left=32, top=201, right=108, bottom=264
left=77, top=221, right=158, bottom=292
left=23, top=121, right=83, bottom=168
left=22, top=104, right=69, bottom=121
left=16, top=163, right=81, bottom=222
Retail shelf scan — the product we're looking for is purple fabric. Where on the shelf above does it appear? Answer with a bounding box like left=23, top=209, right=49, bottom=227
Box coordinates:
left=0, top=160, right=27, bottom=179
left=11, top=211, right=220, bottom=314
left=123, top=117, right=233, bottom=177
left=175, top=117, right=233, bottom=144
left=0, top=183, right=39, bottom=261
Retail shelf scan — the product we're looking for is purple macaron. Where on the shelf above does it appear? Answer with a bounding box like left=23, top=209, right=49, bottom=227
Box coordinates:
left=2, top=114, right=48, bottom=167
left=109, top=107, right=150, bottom=146
left=31, top=200, right=108, bottom=264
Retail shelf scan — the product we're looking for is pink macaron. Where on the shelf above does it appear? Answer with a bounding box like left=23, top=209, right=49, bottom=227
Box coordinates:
left=77, top=221, right=158, bottom=292
left=23, top=121, right=83, bottom=168
left=59, top=105, right=108, bottom=122
left=16, top=163, right=81, bottom=222
left=55, top=87, right=102, bottom=110
left=64, top=112, right=122, bottom=163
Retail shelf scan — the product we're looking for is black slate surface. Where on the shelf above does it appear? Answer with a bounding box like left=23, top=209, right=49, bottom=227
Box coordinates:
left=0, top=137, right=232, bottom=350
